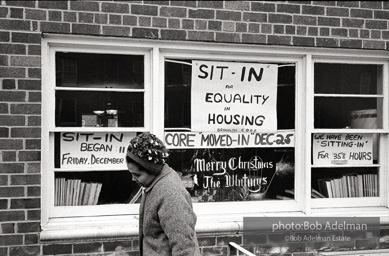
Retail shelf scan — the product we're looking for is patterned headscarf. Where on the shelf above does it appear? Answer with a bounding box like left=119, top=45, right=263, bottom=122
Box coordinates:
left=126, top=133, right=169, bottom=174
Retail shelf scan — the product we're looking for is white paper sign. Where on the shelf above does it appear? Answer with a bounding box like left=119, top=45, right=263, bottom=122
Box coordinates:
left=60, top=132, right=135, bottom=170
left=164, top=131, right=294, bottom=149
left=191, top=61, right=278, bottom=132
left=312, top=133, right=373, bottom=166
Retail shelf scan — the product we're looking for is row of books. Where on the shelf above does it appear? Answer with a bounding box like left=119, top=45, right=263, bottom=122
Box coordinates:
left=55, top=178, right=102, bottom=206
left=318, top=173, right=378, bottom=198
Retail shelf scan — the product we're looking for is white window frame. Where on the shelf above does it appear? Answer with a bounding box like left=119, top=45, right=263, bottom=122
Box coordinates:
left=41, top=34, right=389, bottom=241
left=309, top=58, right=388, bottom=209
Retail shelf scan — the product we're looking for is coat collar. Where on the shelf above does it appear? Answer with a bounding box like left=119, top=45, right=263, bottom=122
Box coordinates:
left=144, top=164, right=172, bottom=193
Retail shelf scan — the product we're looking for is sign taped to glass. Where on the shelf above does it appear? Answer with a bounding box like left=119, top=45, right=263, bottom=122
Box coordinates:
left=164, top=131, right=294, bottom=149
left=60, top=132, right=135, bottom=170
left=312, top=133, right=373, bottom=166
left=191, top=61, right=278, bottom=132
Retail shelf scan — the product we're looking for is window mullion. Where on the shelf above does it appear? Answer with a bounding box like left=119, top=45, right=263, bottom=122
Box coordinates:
left=151, top=47, right=164, bottom=137
left=303, top=54, right=314, bottom=214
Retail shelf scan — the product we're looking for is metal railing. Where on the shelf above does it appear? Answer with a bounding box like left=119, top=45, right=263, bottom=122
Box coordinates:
left=229, top=242, right=256, bottom=256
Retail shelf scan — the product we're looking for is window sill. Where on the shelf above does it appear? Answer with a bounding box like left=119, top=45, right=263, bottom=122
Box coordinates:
left=40, top=211, right=305, bottom=241
left=310, top=206, right=389, bottom=223
left=40, top=215, right=139, bottom=241
left=41, top=207, right=389, bottom=241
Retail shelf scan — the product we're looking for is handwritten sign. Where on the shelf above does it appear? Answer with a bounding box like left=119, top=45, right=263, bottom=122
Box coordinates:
left=60, top=132, right=135, bottom=170
left=164, top=131, right=294, bottom=149
left=312, top=133, right=373, bottom=166
left=191, top=61, right=278, bottom=132
left=191, top=155, right=275, bottom=191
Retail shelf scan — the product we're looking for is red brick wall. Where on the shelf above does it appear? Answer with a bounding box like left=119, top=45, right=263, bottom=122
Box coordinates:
left=1, top=1, right=389, bottom=255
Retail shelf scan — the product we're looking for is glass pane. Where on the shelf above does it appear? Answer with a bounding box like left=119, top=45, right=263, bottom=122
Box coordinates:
left=314, top=63, right=382, bottom=95
left=56, top=52, right=144, bottom=89
left=311, top=167, right=379, bottom=198
left=55, top=91, right=144, bottom=127
left=54, top=171, right=140, bottom=206
left=314, top=97, right=382, bottom=129
left=164, top=60, right=296, bottom=130
left=277, top=65, right=295, bottom=129
left=165, top=60, right=191, bottom=129
left=168, top=148, right=295, bottom=202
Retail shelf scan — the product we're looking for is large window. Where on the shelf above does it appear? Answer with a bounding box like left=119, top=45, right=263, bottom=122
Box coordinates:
left=41, top=42, right=152, bottom=230
left=41, top=36, right=389, bottom=240
left=164, top=59, right=296, bottom=202
left=311, top=62, right=385, bottom=207
left=53, top=53, right=145, bottom=208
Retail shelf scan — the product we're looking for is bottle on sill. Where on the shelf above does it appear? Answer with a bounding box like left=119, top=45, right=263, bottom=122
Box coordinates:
left=105, top=101, right=118, bottom=127
left=107, top=114, right=118, bottom=127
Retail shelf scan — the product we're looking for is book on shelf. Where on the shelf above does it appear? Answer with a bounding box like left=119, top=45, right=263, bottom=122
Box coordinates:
left=352, top=175, right=358, bottom=197
left=82, top=183, right=92, bottom=206
left=363, top=174, right=367, bottom=197
left=317, top=173, right=378, bottom=198
left=70, top=179, right=77, bottom=206
left=318, top=178, right=332, bottom=198
left=55, top=178, right=59, bottom=206
left=72, top=179, right=81, bottom=206
left=357, top=175, right=363, bottom=197
left=60, top=178, right=66, bottom=206
left=69, top=180, right=74, bottom=206
left=66, top=179, right=72, bottom=206
left=330, top=178, right=339, bottom=198
left=92, top=183, right=102, bottom=205
left=341, top=176, right=348, bottom=198
left=343, top=173, right=357, bottom=198
left=87, top=183, right=98, bottom=205
left=78, top=182, right=85, bottom=206
left=311, top=188, right=325, bottom=198
left=372, top=174, right=377, bottom=196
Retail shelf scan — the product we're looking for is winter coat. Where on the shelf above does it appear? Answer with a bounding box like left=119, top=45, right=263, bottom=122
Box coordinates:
left=139, top=164, right=201, bottom=256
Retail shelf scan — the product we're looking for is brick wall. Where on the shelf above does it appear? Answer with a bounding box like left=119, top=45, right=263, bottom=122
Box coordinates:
left=1, top=1, right=389, bottom=255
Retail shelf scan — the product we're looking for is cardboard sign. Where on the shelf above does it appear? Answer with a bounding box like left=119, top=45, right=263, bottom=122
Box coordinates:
left=191, top=61, right=278, bottom=132
left=60, top=132, right=135, bottom=170
left=164, top=131, right=294, bottom=149
left=312, top=133, right=373, bottom=166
